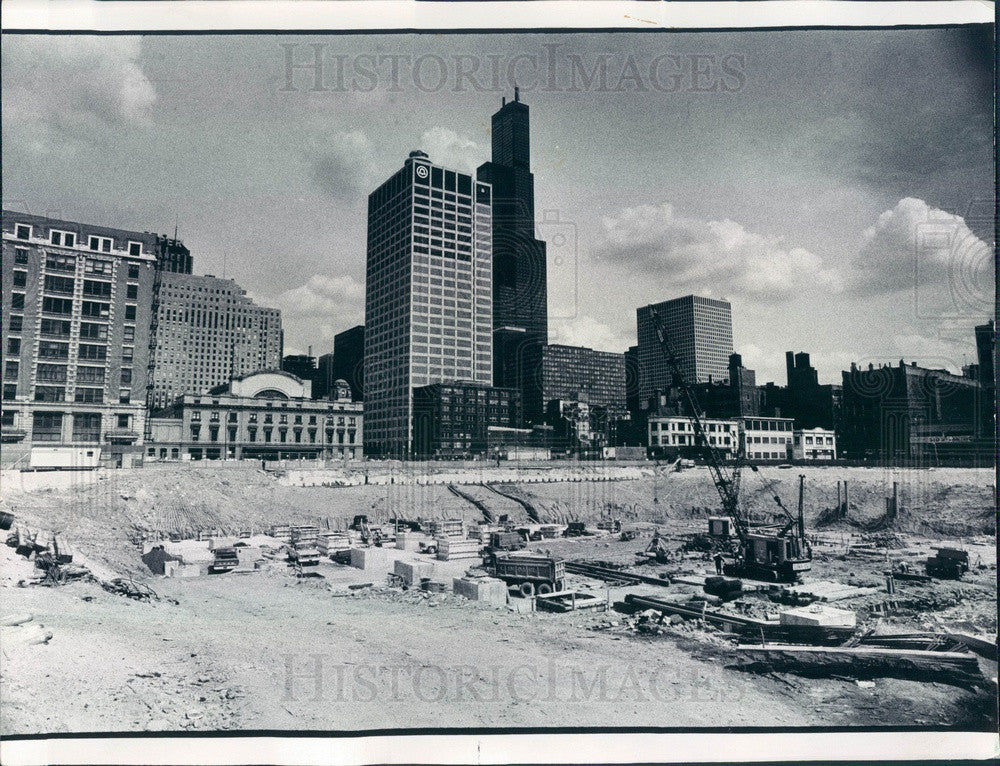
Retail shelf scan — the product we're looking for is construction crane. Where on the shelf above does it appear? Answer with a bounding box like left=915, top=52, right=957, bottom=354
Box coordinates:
left=649, top=308, right=811, bottom=582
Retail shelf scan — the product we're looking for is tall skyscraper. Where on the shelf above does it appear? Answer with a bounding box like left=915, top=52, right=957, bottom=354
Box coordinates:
left=331, top=324, right=365, bottom=401
left=521, top=343, right=627, bottom=425
left=364, top=151, right=493, bottom=457
left=2, top=211, right=158, bottom=466
left=636, top=295, right=734, bottom=402
left=477, top=89, right=548, bottom=403
left=148, top=272, right=282, bottom=410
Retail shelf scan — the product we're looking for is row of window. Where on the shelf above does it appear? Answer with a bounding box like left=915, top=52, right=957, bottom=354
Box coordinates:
left=11, top=224, right=147, bottom=257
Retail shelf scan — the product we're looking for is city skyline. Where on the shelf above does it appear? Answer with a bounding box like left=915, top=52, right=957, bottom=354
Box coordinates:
left=2, top=30, right=994, bottom=386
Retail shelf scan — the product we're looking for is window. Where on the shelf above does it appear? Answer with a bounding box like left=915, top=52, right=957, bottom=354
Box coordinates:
left=7, top=338, right=20, bottom=355
left=126, top=284, right=138, bottom=300
left=227, top=412, right=237, bottom=423
left=14, top=248, right=28, bottom=264
left=3, top=384, right=16, bottom=400
left=84, top=259, right=112, bottom=276
left=228, top=427, right=237, bottom=442
left=37, top=364, right=67, bottom=382
left=9, top=316, right=23, bottom=332
left=124, top=305, right=137, bottom=321
left=248, top=412, right=258, bottom=423
left=123, top=326, right=135, bottom=343
left=79, top=323, right=108, bottom=340
left=120, top=369, right=132, bottom=385
left=32, top=411, right=63, bottom=441
left=72, top=413, right=102, bottom=442
left=12, top=293, right=25, bottom=310
left=117, top=414, right=131, bottom=429
left=128, top=265, right=140, bottom=279
left=44, top=275, right=75, bottom=294
left=191, top=411, right=201, bottom=421
left=83, top=280, right=112, bottom=298
left=88, top=235, right=113, bottom=253
left=12, top=271, right=27, bottom=287
left=74, top=388, right=104, bottom=403
left=119, top=391, right=131, bottom=404
left=42, top=296, right=73, bottom=315
left=81, top=301, right=110, bottom=319
left=1, top=411, right=14, bottom=428
left=4, top=361, right=19, bottom=378
left=14, top=224, right=31, bottom=240
left=39, top=318, right=70, bottom=337
left=210, top=411, right=220, bottom=422
left=38, top=341, right=69, bottom=359
left=78, top=344, right=107, bottom=360
left=77, top=366, right=105, bottom=384
left=128, top=242, right=143, bottom=257
left=47, top=254, right=76, bottom=272
left=50, top=230, right=76, bottom=248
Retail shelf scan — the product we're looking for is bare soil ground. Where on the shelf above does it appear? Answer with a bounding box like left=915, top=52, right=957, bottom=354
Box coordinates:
left=0, top=463, right=995, bottom=735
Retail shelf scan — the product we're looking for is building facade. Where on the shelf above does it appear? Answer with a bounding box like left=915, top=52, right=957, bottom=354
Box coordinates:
left=331, top=324, right=365, bottom=401
left=148, top=272, right=282, bottom=411
left=364, top=151, right=493, bottom=457
left=647, top=415, right=738, bottom=459
left=2, top=211, right=159, bottom=466
left=522, top=343, right=627, bottom=425
left=839, top=360, right=986, bottom=462
left=792, top=427, right=837, bottom=461
left=412, top=381, right=518, bottom=458
left=148, top=371, right=362, bottom=461
left=740, top=416, right=794, bottom=462
left=636, top=295, right=734, bottom=401
left=476, top=90, right=548, bottom=405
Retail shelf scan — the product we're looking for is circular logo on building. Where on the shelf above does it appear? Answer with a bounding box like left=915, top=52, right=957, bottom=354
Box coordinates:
left=415, top=165, right=429, bottom=179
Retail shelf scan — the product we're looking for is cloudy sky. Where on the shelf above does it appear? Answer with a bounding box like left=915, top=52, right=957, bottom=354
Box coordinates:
left=2, top=29, right=993, bottom=384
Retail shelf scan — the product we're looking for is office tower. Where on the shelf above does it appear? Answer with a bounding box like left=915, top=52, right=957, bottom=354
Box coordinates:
left=154, top=235, right=193, bottom=274
left=364, top=151, right=493, bottom=457
left=331, top=324, right=365, bottom=401
left=315, top=352, right=335, bottom=399
left=281, top=353, right=317, bottom=383
left=477, top=89, right=548, bottom=402
left=412, top=381, right=518, bottom=458
left=522, top=343, right=627, bottom=425
left=148, top=272, right=282, bottom=410
left=1, top=211, right=158, bottom=466
left=636, top=295, right=734, bottom=401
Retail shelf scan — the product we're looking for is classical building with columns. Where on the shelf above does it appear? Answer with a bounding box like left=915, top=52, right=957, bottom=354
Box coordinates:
left=148, top=371, right=362, bottom=461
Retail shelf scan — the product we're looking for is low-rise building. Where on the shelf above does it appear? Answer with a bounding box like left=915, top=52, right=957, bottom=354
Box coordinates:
left=792, top=427, right=837, bottom=461
left=148, top=371, right=362, bottom=461
left=647, top=415, right=738, bottom=459
left=412, top=381, right=519, bottom=459
left=741, top=416, right=794, bottom=462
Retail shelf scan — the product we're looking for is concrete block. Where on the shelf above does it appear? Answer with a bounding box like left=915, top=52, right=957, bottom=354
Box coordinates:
left=236, top=547, right=262, bottom=566
left=395, top=533, right=429, bottom=551
left=393, top=559, right=436, bottom=585
left=209, top=537, right=237, bottom=550
left=453, top=576, right=508, bottom=606
left=780, top=604, right=857, bottom=628
left=350, top=547, right=390, bottom=570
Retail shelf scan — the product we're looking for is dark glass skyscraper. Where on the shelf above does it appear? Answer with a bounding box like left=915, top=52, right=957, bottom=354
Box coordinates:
left=477, top=89, right=548, bottom=412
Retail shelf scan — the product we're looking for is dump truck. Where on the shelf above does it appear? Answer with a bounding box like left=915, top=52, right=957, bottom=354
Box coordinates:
left=484, top=552, right=565, bottom=597
left=489, top=531, right=526, bottom=552
left=208, top=547, right=239, bottom=574
left=926, top=547, right=969, bottom=580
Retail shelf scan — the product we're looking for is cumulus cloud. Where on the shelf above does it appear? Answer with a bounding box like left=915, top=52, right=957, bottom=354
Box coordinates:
left=308, top=130, right=378, bottom=198
left=550, top=315, right=629, bottom=353
left=850, top=197, right=993, bottom=316
left=417, top=127, right=482, bottom=174
left=269, top=274, right=365, bottom=349
left=594, top=202, right=842, bottom=300
left=2, top=37, right=156, bottom=126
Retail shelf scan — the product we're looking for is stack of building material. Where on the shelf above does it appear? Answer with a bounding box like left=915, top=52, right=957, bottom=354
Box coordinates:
left=270, top=525, right=292, bottom=543
left=291, top=525, right=319, bottom=546
left=452, top=576, right=508, bottom=606
left=779, top=604, right=857, bottom=628
left=780, top=580, right=881, bottom=604
left=394, top=559, right=436, bottom=586
left=317, top=532, right=351, bottom=556
left=428, top=519, right=465, bottom=538
left=436, top=537, right=482, bottom=561
left=350, top=547, right=389, bottom=570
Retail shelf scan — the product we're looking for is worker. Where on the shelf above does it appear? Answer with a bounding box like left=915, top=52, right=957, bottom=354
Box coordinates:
left=714, top=552, right=724, bottom=574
